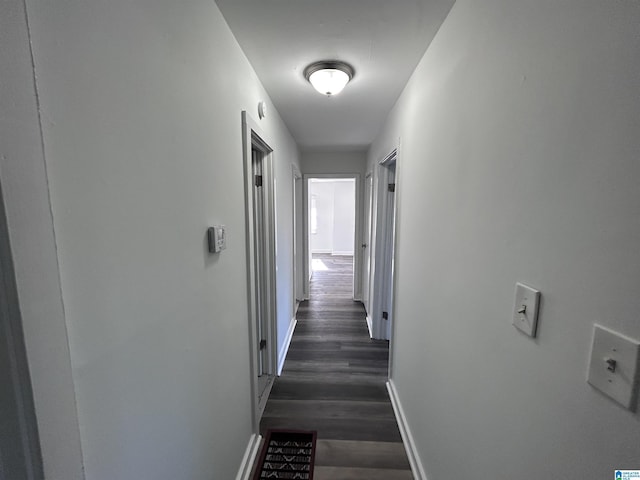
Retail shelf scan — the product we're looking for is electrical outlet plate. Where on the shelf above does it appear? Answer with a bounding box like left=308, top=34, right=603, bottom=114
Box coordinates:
left=587, top=324, right=640, bottom=410
left=512, top=282, right=541, bottom=337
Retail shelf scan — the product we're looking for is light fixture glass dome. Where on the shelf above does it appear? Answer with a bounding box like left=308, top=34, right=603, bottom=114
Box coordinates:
left=304, top=61, right=355, bottom=96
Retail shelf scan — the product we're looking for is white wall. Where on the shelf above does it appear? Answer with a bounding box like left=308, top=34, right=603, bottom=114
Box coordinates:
left=302, top=150, right=366, bottom=175
left=369, top=0, right=640, bottom=478
left=309, top=180, right=355, bottom=256
left=0, top=1, right=84, bottom=478
left=332, top=181, right=356, bottom=255
left=273, top=150, right=302, bottom=358
left=309, top=182, right=335, bottom=253
left=2, top=0, right=300, bottom=479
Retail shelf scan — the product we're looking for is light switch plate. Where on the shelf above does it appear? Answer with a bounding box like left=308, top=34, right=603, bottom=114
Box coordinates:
left=587, top=324, right=640, bottom=410
left=512, top=282, right=540, bottom=337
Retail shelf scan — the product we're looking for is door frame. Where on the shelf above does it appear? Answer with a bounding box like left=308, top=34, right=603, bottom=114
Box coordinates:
left=370, top=148, right=399, bottom=341
left=241, top=111, right=278, bottom=431
left=302, top=173, right=362, bottom=301
left=292, top=165, right=304, bottom=305
left=0, top=183, right=43, bottom=480
left=362, top=171, right=374, bottom=335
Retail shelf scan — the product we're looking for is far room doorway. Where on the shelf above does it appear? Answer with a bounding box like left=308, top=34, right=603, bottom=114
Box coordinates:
left=304, top=176, right=360, bottom=301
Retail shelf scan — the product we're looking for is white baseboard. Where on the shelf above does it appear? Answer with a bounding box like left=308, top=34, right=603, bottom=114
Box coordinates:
left=235, top=433, right=262, bottom=480
left=311, top=249, right=332, bottom=254
left=366, top=315, right=373, bottom=338
left=331, top=251, right=354, bottom=256
left=277, top=317, right=297, bottom=375
left=386, top=380, right=428, bottom=480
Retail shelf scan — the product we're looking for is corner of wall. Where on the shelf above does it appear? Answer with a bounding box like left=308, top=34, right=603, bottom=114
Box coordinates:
left=0, top=1, right=85, bottom=478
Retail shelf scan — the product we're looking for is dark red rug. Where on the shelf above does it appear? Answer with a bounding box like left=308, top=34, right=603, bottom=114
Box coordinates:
left=252, top=429, right=317, bottom=480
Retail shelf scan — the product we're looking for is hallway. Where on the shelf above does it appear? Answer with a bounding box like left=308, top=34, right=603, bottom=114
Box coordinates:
left=4, top=0, right=639, bottom=477
left=259, top=254, right=412, bottom=479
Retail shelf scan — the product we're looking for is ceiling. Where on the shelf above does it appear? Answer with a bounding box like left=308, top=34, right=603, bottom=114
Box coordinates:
left=214, top=0, right=455, bottom=152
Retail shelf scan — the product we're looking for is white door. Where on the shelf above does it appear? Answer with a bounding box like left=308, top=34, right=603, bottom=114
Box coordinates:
left=362, top=173, right=374, bottom=313
left=252, top=148, right=270, bottom=402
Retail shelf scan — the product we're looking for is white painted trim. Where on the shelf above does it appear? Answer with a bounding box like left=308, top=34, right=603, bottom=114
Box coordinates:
left=277, top=317, right=297, bottom=375
left=361, top=171, right=374, bottom=315
left=366, top=315, right=373, bottom=338
left=292, top=165, right=304, bottom=304
left=242, top=111, right=278, bottom=433
left=386, top=380, right=428, bottom=480
left=370, top=148, right=398, bottom=340
left=331, top=251, right=354, bottom=256
left=257, top=377, right=275, bottom=419
left=311, top=249, right=332, bottom=254
left=387, top=138, right=402, bottom=381
left=0, top=186, right=44, bottom=479
left=235, top=433, right=262, bottom=480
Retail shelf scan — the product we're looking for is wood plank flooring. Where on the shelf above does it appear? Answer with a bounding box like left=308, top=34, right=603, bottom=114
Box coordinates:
left=259, top=254, right=412, bottom=479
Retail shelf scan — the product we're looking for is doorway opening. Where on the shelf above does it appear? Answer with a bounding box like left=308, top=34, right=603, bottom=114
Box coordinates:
left=242, top=112, right=277, bottom=429
left=303, top=176, right=361, bottom=301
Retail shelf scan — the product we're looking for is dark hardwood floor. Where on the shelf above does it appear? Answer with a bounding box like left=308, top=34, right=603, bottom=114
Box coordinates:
left=259, top=254, right=413, bottom=479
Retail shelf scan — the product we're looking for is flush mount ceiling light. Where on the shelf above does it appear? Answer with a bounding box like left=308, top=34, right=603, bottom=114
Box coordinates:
left=304, top=61, right=355, bottom=96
